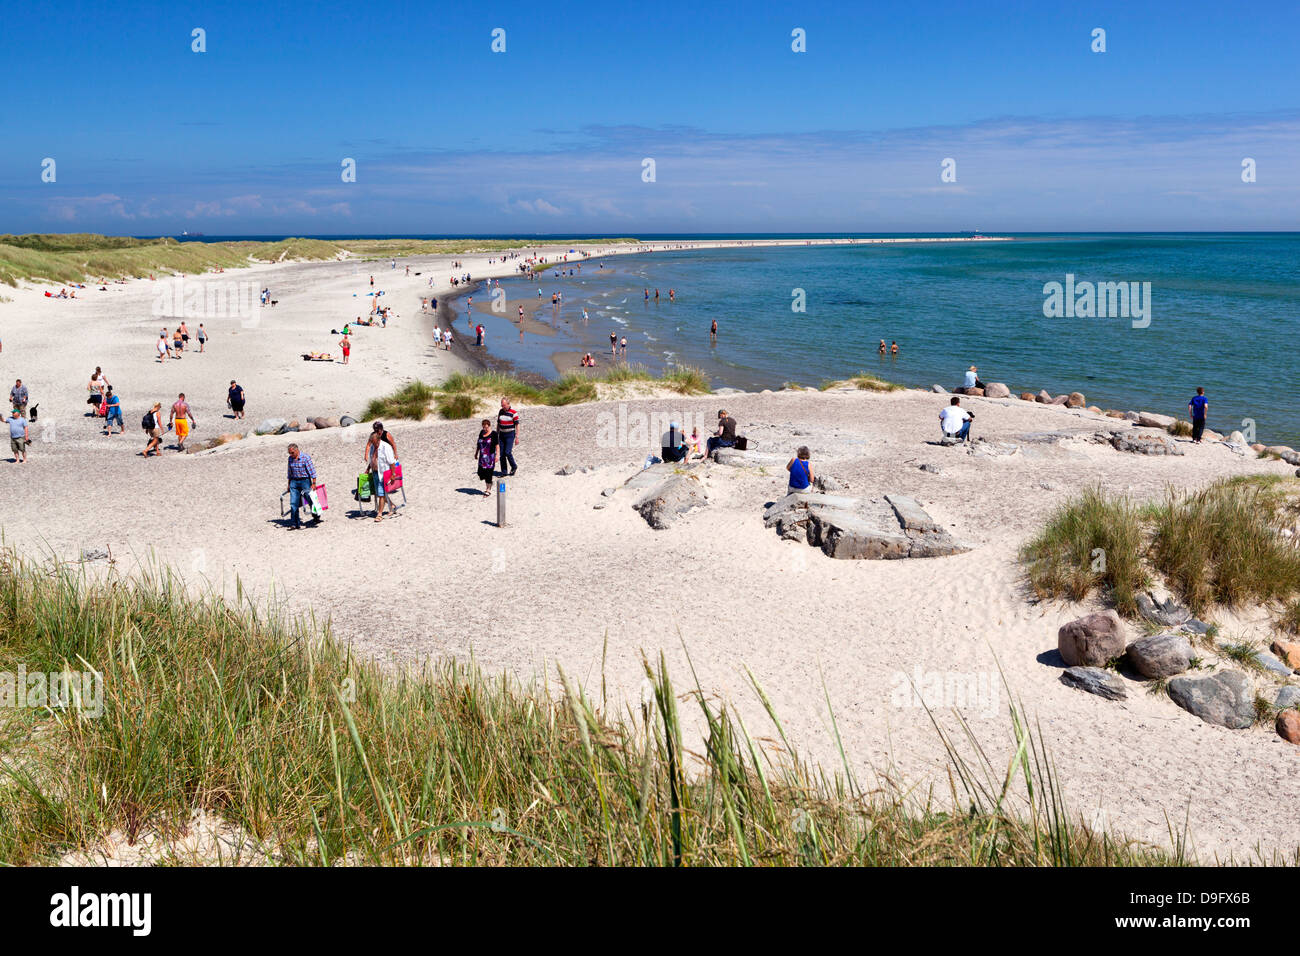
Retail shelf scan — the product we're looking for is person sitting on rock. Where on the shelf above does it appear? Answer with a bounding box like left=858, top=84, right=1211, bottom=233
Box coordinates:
left=962, top=365, right=986, bottom=391
left=786, top=446, right=814, bottom=494
left=661, top=421, right=689, bottom=463
left=706, top=409, right=738, bottom=458
left=940, top=396, right=973, bottom=442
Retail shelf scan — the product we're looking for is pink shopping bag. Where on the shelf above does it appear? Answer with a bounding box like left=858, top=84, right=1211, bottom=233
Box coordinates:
left=382, top=463, right=403, bottom=493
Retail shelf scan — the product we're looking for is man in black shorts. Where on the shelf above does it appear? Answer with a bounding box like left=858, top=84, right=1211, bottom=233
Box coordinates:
left=228, top=380, right=246, bottom=420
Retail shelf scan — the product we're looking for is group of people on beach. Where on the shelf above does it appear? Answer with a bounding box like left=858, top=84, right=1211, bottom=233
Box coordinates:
left=156, top=322, right=207, bottom=361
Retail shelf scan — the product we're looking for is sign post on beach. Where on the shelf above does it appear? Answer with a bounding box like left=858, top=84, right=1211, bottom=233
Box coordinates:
left=497, top=479, right=507, bottom=527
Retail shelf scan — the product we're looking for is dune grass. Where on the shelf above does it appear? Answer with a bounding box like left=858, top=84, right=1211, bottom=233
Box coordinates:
left=0, top=234, right=639, bottom=287
left=1167, top=420, right=1194, bottom=438
left=1148, top=481, right=1300, bottom=616
left=436, top=393, right=478, bottom=420
left=0, top=548, right=1193, bottom=866
left=591, top=364, right=711, bottom=395
left=819, top=373, right=904, bottom=393
left=363, top=381, right=437, bottom=421
left=1020, top=486, right=1149, bottom=616
left=1277, top=599, right=1300, bottom=635
left=1022, top=477, right=1300, bottom=621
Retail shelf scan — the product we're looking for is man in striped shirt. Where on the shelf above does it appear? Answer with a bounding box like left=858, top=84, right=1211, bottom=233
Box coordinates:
left=496, top=398, right=519, bottom=476
left=285, top=444, right=320, bottom=529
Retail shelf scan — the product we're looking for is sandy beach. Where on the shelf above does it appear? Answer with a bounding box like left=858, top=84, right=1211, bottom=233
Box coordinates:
left=2, top=241, right=1297, bottom=861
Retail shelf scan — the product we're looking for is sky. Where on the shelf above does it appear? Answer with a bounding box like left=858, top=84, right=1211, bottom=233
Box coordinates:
left=3, top=0, right=1298, bottom=235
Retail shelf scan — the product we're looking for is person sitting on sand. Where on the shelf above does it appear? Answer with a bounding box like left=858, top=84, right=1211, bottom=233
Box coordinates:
left=940, top=396, right=973, bottom=442
left=963, top=365, right=985, bottom=391
left=661, top=421, right=689, bottom=463
left=786, top=446, right=814, bottom=494
left=706, top=409, right=738, bottom=458
left=475, top=419, right=499, bottom=496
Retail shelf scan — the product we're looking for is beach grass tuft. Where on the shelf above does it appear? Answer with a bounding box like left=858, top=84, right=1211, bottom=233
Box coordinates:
left=363, top=381, right=436, bottom=421
left=436, top=393, right=477, bottom=420
left=1020, top=486, right=1148, bottom=616
left=0, top=548, right=1196, bottom=866
left=819, top=373, right=903, bottom=392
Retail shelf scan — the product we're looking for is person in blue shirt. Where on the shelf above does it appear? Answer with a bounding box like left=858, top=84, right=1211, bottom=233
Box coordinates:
left=103, top=386, right=124, bottom=435
left=1188, top=387, right=1209, bottom=443
left=786, top=446, right=814, bottom=494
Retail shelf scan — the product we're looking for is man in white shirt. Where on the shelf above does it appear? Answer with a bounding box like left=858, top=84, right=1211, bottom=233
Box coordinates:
left=939, top=397, right=973, bottom=442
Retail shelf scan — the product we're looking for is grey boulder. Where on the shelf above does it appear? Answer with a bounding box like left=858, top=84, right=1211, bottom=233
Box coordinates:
left=633, top=473, right=708, bottom=529
left=1167, top=671, right=1255, bottom=729
left=1125, top=632, right=1193, bottom=678
left=1060, top=666, right=1127, bottom=701
left=254, top=417, right=287, bottom=436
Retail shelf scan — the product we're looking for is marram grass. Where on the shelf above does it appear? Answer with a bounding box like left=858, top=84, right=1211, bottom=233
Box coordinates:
left=0, top=548, right=1205, bottom=866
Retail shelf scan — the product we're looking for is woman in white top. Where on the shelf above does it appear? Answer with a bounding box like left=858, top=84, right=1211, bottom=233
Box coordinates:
left=88, top=367, right=110, bottom=399
left=365, top=422, right=399, bottom=522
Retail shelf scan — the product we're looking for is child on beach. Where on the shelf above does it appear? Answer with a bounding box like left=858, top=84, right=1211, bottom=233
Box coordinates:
left=786, top=446, right=814, bottom=494
left=475, top=419, right=499, bottom=496
left=689, top=427, right=701, bottom=457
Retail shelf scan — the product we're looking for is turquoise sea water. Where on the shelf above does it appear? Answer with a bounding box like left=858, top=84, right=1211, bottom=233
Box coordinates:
left=466, top=234, right=1300, bottom=447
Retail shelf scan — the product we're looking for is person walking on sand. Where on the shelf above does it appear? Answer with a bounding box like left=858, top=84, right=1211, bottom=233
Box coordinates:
left=196, top=323, right=207, bottom=352
left=9, top=380, right=28, bottom=419
left=156, top=333, right=170, bottom=363
left=285, top=444, right=321, bottom=530
left=103, top=386, right=124, bottom=435
left=786, top=446, right=814, bottom=494
left=496, top=397, right=519, bottom=476
left=364, top=423, right=399, bottom=522
left=169, top=393, right=196, bottom=452
left=172, top=327, right=184, bottom=357
left=339, top=332, right=351, bottom=364
left=475, top=419, right=499, bottom=495
left=88, top=367, right=110, bottom=401
left=1188, top=386, right=1209, bottom=443
left=179, top=321, right=190, bottom=349
left=142, top=402, right=164, bottom=457
left=227, top=380, right=246, bottom=420
left=5, top=407, right=28, bottom=463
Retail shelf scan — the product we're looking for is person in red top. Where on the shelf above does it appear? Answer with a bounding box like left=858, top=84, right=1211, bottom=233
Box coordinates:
left=496, top=397, right=519, bottom=476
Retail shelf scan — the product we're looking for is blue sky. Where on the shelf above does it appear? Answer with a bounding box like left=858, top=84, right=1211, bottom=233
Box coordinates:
left=3, top=0, right=1298, bottom=234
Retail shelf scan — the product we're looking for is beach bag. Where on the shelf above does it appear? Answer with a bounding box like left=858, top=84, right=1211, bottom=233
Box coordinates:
left=142, top=411, right=155, bottom=431
left=734, top=436, right=749, bottom=451
left=355, top=472, right=372, bottom=502
left=97, top=401, right=108, bottom=417
left=313, top=484, right=328, bottom=512
left=304, top=488, right=325, bottom=517
left=382, top=462, right=403, bottom=493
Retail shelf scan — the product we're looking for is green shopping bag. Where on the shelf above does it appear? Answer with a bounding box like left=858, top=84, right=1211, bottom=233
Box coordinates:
left=356, top=472, right=372, bottom=502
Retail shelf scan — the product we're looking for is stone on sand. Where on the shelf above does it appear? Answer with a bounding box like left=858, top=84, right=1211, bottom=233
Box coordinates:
left=1057, top=611, right=1126, bottom=667
left=1167, top=671, right=1255, bottom=729
left=1060, top=666, right=1127, bottom=701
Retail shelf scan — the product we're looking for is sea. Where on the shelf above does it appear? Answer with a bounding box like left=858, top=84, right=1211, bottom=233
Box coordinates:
left=175, top=233, right=1300, bottom=447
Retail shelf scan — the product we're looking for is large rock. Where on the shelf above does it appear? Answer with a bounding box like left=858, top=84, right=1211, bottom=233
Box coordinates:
left=1057, top=611, right=1126, bottom=667
left=1051, top=395, right=1070, bottom=405
left=1019, top=392, right=1036, bottom=402
left=339, top=415, right=357, bottom=427
left=983, top=382, right=1011, bottom=399
left=1270, top=639, right=1300, bottom=671
left=312, top=417, right=339, bottom=429
left=930, top=384, right=948, bottom=394
left=1137, top=411, right=1176, bottom=429
left=1275, top=686, right=1300, bottom=709
left=297, top=422, right=316, bottom=431
left=633, top=473, right=709, bottom=529
left=255, top=417, right=287, bottom=436
left=1060, top=666, right=1127, bottom=700
left=1110, top=433, right=1184, bottom=456
left=1125, top=632, right=1193, bottom=678
left=1167, top=671, right=1255, bottom=729
left=1136, top=592, right=1192, bottom=627
left=1036, top=390, right=1053, bottom=404
left=762, top=492, right=970, bottom=559
left=1066, top=392, right=1086, bottom=408
left=1277, top=710, right=1300, bottom=745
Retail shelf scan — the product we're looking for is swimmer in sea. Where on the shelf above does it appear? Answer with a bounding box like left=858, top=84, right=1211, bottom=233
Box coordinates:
left=891, top=341, right=898, bottom=355
left=879, top=340, right=887, bottom=355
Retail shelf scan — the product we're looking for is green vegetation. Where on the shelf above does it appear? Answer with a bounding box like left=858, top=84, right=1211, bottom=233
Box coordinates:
left=0, top=549, right=1193, bottom=865
left=1278, top=598, right=1300, bottom=635
left=363, top=381, right=437, bottom=422
left=1167, top=420, right=1194, bottom=438
left=435, top=393, right=477, bottom=420
left=1022, top=477, right=1300, bottom=621
left=819, top=373, right=904, bottom=393
left=429, top=365, right=710, bottom=418
left=1021, top=486, right=1149, bottom=616
left=1148, top=481, right=1300, bottom=615
left=591, top=363, right=711, bottom=395
left=0, top=234, right=639, bottom=287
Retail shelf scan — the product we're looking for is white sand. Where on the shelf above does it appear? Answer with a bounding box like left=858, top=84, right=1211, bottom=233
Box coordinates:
left=2, top=244, right=1297, bottom=861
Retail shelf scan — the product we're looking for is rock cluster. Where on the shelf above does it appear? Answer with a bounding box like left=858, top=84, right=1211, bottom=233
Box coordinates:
left=764, top=492, right=971, bottom=560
